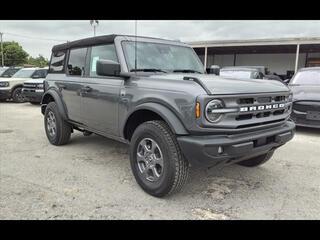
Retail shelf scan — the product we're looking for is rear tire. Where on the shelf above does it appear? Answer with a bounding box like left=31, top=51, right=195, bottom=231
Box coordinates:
left=12, top=87, right=25, bottom=103
left=44, top=102, right=71, bottom=146
left=236, top=150, right=274, bottom=167
left=129, top=120, right=189, bottom=197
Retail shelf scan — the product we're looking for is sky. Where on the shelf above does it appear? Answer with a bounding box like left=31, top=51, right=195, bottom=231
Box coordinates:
left=1, top=20, right=320, bottom=59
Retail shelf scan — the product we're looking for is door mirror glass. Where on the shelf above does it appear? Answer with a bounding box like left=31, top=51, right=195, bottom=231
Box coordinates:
left=96, top=59, right=121, bottom=77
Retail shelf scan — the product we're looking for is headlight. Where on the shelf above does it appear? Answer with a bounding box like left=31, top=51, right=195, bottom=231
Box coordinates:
left=37, top=84, right=44, bottom=89
left=0, top=81, right=9, bottom=87
left=205, top=99, right=224, bottom=123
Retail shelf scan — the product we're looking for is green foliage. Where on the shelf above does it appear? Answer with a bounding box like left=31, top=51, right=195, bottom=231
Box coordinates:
left=27, top=55, right=49, bottom=68
left=2, top=41, right=29, bottom=66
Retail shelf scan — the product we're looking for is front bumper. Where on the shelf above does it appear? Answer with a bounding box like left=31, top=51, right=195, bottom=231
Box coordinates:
left=0, top=88, right=11, bottom=100
left=22, top=89, right=44, bottom=103
left=291, top=110, right=320, bottom=129
left=177, top=121, right=295, bottom=168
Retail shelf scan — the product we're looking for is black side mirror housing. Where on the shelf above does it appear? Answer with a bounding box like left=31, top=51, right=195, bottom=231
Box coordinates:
left=96, top=59, right=121, bottom=77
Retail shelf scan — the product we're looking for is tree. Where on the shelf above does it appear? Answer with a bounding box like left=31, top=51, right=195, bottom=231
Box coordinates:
left=2, top=41, right=29, bottom=66
left=27, top=55, right=49, bottom=68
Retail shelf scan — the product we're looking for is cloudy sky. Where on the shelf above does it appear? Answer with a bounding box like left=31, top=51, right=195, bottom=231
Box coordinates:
left=1, top=20, right=320, bottom=59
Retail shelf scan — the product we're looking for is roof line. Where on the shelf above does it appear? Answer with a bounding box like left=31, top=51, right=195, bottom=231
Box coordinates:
left=188, top=36, right=320, bottom=47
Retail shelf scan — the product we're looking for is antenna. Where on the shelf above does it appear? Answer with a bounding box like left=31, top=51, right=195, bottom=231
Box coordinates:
left=134, top=20, right=137, bottom=73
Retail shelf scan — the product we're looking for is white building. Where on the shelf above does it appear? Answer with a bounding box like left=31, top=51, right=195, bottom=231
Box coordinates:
left=189, top=37, right=320, bottom=79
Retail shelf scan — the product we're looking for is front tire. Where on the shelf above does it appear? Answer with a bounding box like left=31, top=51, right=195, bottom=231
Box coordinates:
left=12, top=87, right=25, bottom=103
left=129, top=120, right=189, bottom=197
left=236, top=150, right=274, bottom=167
left=44, top=102, right=72, bottom=146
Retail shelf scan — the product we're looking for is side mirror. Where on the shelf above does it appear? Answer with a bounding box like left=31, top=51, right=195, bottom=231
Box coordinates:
left=96, top=59, right=121, bottom=77
left=32, top=75, right=40, bottom=79
left=208, top=65, right=220, bottom=75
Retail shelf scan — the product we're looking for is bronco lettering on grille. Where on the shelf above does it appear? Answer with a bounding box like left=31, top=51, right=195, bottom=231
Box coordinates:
left=240, top=103, right=285, bottom=112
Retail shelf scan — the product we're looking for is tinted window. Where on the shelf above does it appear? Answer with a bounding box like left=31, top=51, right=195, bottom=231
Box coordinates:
left=67, top=48, right=87, bottom=76
left=1, top=68, right=21, bottom=78
left=90, top=44, right=118, bottom=77
left=49, top=51, right=66, bottom=73
left=291, top=70, right=320, bottom=85
left=33, top=69, right=48, bottom=78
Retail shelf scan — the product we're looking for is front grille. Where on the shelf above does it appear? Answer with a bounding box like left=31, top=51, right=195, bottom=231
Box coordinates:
left=23, top=83, right=37, bottom=89
left=204, top=92, right=292, bottom=130
left=293, top=101, right=320, bottom=113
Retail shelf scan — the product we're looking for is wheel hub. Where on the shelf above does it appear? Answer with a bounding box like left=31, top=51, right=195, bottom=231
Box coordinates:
left=136, top=138, right=164, bottom=182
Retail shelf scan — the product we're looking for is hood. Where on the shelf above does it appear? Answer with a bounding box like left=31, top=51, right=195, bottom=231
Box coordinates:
left=23, top=79, right=44, bottom=84
left=289, top=85, right=320, bottom=101
left=150, top=73, right=289, bottom=95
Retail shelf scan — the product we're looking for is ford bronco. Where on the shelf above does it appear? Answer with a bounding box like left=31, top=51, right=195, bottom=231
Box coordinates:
left=41, top=35, right=295, bottom=197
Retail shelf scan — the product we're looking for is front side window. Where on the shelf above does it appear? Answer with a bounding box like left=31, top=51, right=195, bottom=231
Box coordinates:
left=49, top=51, right=66, bottom=73
left=67, top=48, right=87, bottom=76
left=291, top=70, right=320, bottom=85
left=12, top=69, right=35, bottom=78
left=122, top=41, right=204, bottom=73
left=90, top=44, right=118, bottom=77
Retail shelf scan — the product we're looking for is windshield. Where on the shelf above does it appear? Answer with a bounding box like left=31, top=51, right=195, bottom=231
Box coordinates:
left=122, top=41, right=204, bottom=73
left=291, top=70, right=320, bottom=85
left=12, top=69, right=35, bottom=78
left=220, top=70, right=254, bottom=79
left=0, top=68, right=7, bottom=75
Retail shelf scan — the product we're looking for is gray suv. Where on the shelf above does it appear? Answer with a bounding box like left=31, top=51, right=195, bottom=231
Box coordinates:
left=41, top=35, right=295, bottom=197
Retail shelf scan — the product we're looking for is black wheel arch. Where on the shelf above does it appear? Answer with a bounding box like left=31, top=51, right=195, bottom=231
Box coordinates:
left=41, top=89, right=68, bottom=120
left=123, top=102, right=189, bottom=141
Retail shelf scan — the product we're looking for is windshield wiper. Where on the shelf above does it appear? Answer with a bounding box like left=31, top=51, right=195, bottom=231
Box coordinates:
left=130, top=68, right=167, bottom=73
left=173, top=69, right=202, bottom=74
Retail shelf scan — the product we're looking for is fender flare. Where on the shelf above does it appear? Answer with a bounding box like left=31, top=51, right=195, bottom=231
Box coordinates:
left=41, top=89, right=68, bottom=120
left=125, top=102, right=189, bottom=136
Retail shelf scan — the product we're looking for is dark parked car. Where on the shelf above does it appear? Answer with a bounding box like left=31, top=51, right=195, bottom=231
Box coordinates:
left=41, top=34, right=295, bottom=197
left=22, top=68, right=48, bottom=104
left=289, top=67, right=320, bottom=128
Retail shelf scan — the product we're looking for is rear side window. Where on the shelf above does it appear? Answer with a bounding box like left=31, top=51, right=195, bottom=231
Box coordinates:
left=49, top=51, right=66, bottom=73
left=89, top=44, right=118, bottom=77
left=67, top=48, right=88, bottom=76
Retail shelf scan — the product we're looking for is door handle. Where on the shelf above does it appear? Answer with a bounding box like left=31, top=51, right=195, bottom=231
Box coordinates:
left=82, top=86, right=92, bottom=92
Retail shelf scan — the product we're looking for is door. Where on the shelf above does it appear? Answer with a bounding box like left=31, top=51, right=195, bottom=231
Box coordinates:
left=81, top=44, right=123, bottom=136
left=60, top=47, right=88, bottom=123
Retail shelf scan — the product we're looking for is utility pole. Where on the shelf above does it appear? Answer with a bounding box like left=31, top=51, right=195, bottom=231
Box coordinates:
left=90, top=20, right=99, bottom=37
left=0, top=32, right=3, bottom=67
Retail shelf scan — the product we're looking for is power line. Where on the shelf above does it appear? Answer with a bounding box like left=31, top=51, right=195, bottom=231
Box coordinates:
left=4, top=32, right=68, bottom=42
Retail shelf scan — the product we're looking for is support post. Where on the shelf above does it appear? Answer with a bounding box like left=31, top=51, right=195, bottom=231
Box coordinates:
left=295, top=44, right=300, bottom=73
left=204, top=46, right=207, bottom=70
left=233, top=53, right=237, bottom=66
left=0, top=32, right=3, bottom=67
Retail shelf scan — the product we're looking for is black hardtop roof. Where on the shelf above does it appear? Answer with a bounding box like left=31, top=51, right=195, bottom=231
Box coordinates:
left=52, top=34, right=180, bottom=52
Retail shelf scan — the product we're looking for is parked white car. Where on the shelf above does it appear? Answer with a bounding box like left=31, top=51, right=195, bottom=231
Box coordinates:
left=0, top=67, right=48, bottom=103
